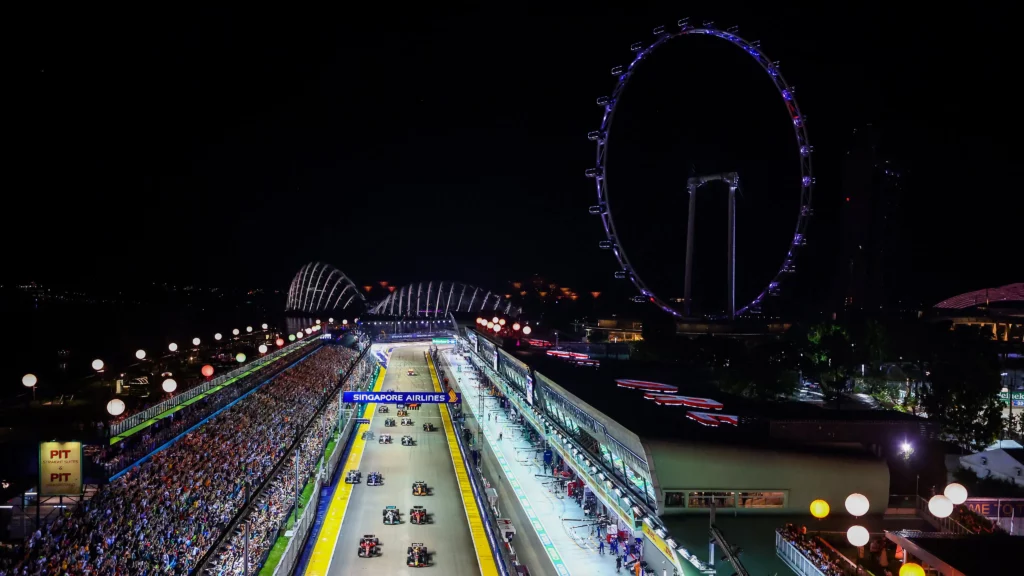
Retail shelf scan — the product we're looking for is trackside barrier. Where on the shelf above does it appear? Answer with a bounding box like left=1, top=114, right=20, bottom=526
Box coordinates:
left=269, top=361, right=376, bottom=576
left=194, top=343, right=370, bottom=575
left=271, top=415, right=357, bottom=576
left=429, top=352, right=513, bottom=576
left=109, top=338, right=318, bottom=437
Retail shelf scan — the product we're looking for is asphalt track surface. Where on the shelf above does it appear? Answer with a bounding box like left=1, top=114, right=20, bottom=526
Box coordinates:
left=326, top=345, right=479, bottom=576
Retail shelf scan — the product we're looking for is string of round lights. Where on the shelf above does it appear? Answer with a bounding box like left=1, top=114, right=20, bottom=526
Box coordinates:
left=587, top=19, right=814, bottom=318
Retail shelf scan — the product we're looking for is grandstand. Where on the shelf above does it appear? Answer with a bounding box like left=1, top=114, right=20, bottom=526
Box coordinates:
left=0, top=344, right=372, bottom=576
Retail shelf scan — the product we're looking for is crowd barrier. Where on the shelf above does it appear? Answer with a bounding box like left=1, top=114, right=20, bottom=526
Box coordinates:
left=194, top=344, right=371, bottom=575
left=109, top=338, right=318, bottom=437
left=775, top=530, right=827, bottom=576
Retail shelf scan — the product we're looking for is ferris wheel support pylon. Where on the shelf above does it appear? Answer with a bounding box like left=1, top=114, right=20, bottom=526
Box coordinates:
left=683, top=172, right=739, bottom=318
left=588, top=21, right=814, bottom=319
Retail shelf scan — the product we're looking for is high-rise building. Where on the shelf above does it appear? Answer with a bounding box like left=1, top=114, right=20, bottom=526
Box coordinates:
left=835, top=123, right=904, bottom=316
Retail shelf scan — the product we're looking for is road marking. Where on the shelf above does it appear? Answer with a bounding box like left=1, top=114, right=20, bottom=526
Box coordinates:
left=443, top=353, right=572, bottom=576
left=303, top=367, right=386, bottom=576
left=427, top=355, right=501, bottom=576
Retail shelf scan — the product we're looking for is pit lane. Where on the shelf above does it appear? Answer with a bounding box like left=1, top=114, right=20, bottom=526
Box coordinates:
left=324, top=345, right=480, bottom=575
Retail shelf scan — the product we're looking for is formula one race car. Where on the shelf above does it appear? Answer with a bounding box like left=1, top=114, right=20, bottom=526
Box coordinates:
left=361, top=430, right=374, bottom=441
left=407, top=543, right=430, bottom=567
left=408, top=403, right=420, bottom=410
left=401, top=418, right=413, bottom=426
left=397, top=409, right=408, bottom=417
left=407, top=369, right=417, bottom=376
left=401, top=435, right=415, bottom=446
left=385, top=418, right=396, bottom=427
left=378, top=405, right=389, bottom=413
left=422, top=422, right=437, bottom=432
left=379, top=434, right=392, bottom=445
left=383, top=505, right=400, bottom=525
left=345, top=470, right=361, bottom=484
left=412, top=481, right=430, bottom=496
left=367, top=472, right=383, bottom=486
left=357, top=535, right=380, bottom=558
left=410, top=505, right=430, bottom=525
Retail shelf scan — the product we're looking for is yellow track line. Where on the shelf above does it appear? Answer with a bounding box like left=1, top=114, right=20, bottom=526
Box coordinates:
left=427, top=353, right=500, bottom=576
left=304, top=367, right=387, bottom=576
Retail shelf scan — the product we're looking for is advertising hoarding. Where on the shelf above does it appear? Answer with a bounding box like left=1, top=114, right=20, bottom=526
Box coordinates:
left=39, top=441, right=83, bottom=496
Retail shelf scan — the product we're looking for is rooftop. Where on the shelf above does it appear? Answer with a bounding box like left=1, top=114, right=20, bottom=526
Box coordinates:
left=887, top=530, right=1021, bottom=575
left=511, top=345, right=923, bottom=446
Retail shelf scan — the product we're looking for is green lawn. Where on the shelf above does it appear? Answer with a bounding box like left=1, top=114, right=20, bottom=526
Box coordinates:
left=258, top=435, right=340, bottom=575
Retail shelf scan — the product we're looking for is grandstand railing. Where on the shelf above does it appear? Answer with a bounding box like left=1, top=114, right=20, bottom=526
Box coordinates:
left=195, top=342, right=370, bottom=575
left=431, top=350, right=515, bottom=576
left=108, top=338, right=317, bottom=437
left=775, top=530, right=827, bottom=576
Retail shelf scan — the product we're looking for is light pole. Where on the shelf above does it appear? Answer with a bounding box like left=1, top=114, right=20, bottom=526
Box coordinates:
left=22, top=374, right=38, bottom=401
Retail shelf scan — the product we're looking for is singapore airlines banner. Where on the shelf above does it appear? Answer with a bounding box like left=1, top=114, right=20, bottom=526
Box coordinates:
left=39, top=441, right=83, bottom=496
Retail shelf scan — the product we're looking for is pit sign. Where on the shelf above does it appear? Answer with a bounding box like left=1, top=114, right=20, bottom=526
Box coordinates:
left=39, top=441, right=83, bottom=496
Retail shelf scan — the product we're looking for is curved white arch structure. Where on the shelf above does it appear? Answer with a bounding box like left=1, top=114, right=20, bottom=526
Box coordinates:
left=371, top=281, right=522, bottom=318
left=285, top=262, right=365, bottom=313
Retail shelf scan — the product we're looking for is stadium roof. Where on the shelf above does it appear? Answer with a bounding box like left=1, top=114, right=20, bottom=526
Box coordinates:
left=933, top=282, right=1024, bottom=309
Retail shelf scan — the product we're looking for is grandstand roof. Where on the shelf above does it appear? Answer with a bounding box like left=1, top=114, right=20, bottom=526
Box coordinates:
left=933, top=282, right=1024, bottom=309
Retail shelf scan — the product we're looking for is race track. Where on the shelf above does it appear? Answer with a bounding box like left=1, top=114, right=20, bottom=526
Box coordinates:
left=326, top=345, right=480, bottom=576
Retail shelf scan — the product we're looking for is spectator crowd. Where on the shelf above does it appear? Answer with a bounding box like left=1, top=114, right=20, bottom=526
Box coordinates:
left=2, top=344, right=362, bottom=576
left=209, top=353, right=377, bottom=575
left=96, top=347, right=312, bottom=476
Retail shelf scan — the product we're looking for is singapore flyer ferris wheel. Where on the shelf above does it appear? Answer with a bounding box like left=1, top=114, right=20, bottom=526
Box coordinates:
left=587, top=19, right=814, bottom=319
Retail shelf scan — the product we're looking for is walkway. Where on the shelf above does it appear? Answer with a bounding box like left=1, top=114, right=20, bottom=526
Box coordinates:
left=440, top=349, right=622, bottom=576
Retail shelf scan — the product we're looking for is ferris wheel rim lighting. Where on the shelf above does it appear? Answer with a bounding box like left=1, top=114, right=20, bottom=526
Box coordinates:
left=588, top=23, right=814, bottom=319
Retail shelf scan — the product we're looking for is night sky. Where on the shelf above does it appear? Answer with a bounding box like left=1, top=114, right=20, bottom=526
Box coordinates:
left=10, top=2, right=1020, bottom=308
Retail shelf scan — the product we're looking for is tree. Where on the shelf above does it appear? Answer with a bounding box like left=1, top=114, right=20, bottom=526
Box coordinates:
left=803, top=323, right=854, bottom=409
left=921, top=328, right=1004, bottom=452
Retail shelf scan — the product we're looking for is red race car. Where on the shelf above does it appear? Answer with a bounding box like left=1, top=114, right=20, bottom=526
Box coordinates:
left=357, top=535, right=380, bottom=558
left=410, top=506, right=430, bottom=525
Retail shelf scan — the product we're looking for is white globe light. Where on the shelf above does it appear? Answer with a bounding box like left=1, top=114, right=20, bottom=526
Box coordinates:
left=493, top=324, right=501, bottom=333
left=513, top=323, right=521, bottom=331
left=91, top=359, right=105, bottom=371
left=297, top=331, right=304, bottom=339
left=162, top=378, right=177, bottom=393
left=492, top=317, right=499, bottom=323
left=258, top=344, right=268, bottom=354
left=845, top=493, right=870, bottom=517
left=262, top=323, right=268, bottom=330
left=232, top=329, right=240, bottom=336
left=135, top=349, right=146, bottom=360
left=486, top=322, right=494, bottom=329
left=499, top=318, right=506, bottom=326
left=944, top=483, right=968, bottom=505
left=215, top=333, right=223, bottom=341
left=316, top=319, right=321, bottom=325
left=342, top=319, right=348, bottom=325
left=928, top=495, right=954, bottom=518
left=246, top=326, right=253, bottom=333
left=192, top=337, right=201, bottom=346
left=168, top=342, right=178, bottom=352
left=22, top=373, right=38, bottom=387
left=846, top=525, right=869, bottom=547
left=329, top=318, right=334, bottom=324
left=106, top=398, right=126, bottom=416
left=305, top=328, right=312, bottom=334
left=236, top=353, right=246, bottom=363
left=523, top=326, right=532, bottom=335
